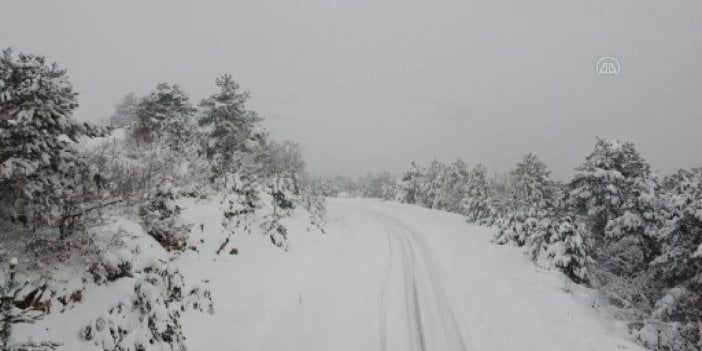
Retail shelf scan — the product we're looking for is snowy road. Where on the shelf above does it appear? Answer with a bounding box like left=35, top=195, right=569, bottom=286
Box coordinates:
left=182, top=198, right=645, bottom=351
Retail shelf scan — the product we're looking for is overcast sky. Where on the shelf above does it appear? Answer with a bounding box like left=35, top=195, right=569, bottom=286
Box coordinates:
left=2, top=0, right=701, bottom=179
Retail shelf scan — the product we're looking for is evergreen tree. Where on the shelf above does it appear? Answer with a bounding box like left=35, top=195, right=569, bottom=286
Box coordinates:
left=652, top=168, right=702, bottom=289
left=0, top=48, right=106, bottom=230
left=131, top=83, right=195, bottom=150
left=107, top=92, right=140, bottom=129
left=530, top=215, right=592, bottom=284
left=439, top=158, right=470, bottom=212
left=568, top=139, right=657, bottom=275
left=462, top=164, right=496, bottom=223
left=396, top=162, right=423, bottom=204
left=568, top=138, right=653, bottom=239
left=494, top=153, right=556, bottom=246
left=198, top=74, right=266, bottom=175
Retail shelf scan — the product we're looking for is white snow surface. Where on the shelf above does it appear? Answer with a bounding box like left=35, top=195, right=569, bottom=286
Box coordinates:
left=180, top=197, right=644, bottom=351
left=12, top=197, right=645, bottom=350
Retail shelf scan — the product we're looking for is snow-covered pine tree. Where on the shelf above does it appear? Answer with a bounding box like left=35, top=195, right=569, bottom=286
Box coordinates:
left=438, top=158, right=469, bottom=213
left=198, top=74, right=266, bottom=176
left=220, top=172, right=262, bottom=244
left=261, top=177, right=297, bottom=249
left=299, top=175, right=328, bottom=232
left=568, top=139, right=658, bottom=275
left=568, top=138, right=652, bottom=238
left=0, top=48, right=107, bottom=232
left=131, top=83, right=196, bottom=151
left=420, top=160, right=445, bottom=209
left=647, top=168, right=702, bottom=347
left=653, top=168, right=702, bottom=287
left=106, top=92, right=140, bottom=129
left=461, top=164, right=497, bottom=224
left=529, top=215, right=592, bottom=284
left=494, top=153, right=556, bottom=246
left=396, top=162, right=423, bottom=204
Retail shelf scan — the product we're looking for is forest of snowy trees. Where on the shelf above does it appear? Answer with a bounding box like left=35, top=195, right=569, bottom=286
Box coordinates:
left=335, top=143, right=702, bottom=350
left=0, top=48, right=326, bottom=351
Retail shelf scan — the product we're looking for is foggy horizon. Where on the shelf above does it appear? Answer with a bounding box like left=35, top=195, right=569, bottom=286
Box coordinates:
left=2, top=0, right=701, bottom=180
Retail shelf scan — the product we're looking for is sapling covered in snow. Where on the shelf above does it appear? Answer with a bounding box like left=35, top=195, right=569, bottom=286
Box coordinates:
left=81, top=262, right=213, bottom=351
left=261, top=177, right=298, bottom=249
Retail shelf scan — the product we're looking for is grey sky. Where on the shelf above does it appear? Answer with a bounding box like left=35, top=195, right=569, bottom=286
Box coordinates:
left=2, top=0, right=701, bottom=179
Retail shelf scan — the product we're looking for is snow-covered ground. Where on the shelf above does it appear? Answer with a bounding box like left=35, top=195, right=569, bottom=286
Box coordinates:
left=10, top=196, right=645, bottom=350
left=180, top=197, right=645, bottom=351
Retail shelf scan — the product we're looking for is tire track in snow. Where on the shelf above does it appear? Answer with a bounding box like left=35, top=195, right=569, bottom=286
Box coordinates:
left=367, top=206, right=469, bottom=351
left=378, top=230, right=392, bottom=351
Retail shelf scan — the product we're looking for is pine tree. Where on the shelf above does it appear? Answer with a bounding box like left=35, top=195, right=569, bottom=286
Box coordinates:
left=462, top=164, right=496, bottom=223
left=568, top=139, right=658, bottom=275
left=198, top=74, right=266, bottom=175
left=107, top=92, right=140, bottom=129
left=652, top=168, right=702, bottom=289
left=530, top=215, right=592, bottom=284
left=131, top=83, right=195, bottom=150
left=494, top=153, right=556, bottom=246
left=439, top=158, right=469, bottom=212
left=568, top=138, right=653, bottom=239
left=0, top=48, right=106, bottom=230
left=396, top=162, right=423, bottom=204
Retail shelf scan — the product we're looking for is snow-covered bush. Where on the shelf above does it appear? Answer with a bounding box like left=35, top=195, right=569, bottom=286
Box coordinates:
left=1, top=259, right=59, bottom=350
left=80, top=262, right=213, bottom=351
left=140, top=182, right=192, bottom=252
left=88, top=250, right=134, bottom=284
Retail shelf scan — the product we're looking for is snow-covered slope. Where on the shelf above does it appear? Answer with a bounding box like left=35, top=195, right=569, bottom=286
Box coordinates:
left=180, top=197, right=645, bottom=351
